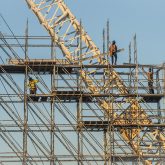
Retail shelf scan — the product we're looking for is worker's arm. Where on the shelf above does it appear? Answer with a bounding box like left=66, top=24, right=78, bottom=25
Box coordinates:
left=34, top=80, right=39, bottom=83
left=115, top=45, right=118, bottom=52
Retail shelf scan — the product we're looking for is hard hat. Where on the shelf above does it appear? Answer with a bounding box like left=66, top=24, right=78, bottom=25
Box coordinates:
left=29, top=77, right=32, bottom=81
left=112, top=40, right=116, bottom=44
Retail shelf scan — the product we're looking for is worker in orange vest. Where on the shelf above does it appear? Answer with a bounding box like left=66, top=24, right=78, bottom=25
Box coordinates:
left=28, top=77, right=39, bottom=94
left=109, top=40, right=117, bottom=65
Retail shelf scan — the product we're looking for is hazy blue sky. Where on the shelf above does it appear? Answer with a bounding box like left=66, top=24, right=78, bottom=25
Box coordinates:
left=0, top=0, right=165, bottom=64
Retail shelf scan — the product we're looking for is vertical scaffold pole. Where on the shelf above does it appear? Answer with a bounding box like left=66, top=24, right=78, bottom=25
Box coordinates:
left=107, top=20, right=110, bottom=64
left=103, top=28, right=106, bottom=59
left=103, top=27, right=107, bottom=165
left=23, top=19, right=28, bottom=165
left=164, top=63, right=165, bottom=104
left=77, top=19, right=83, bottom=165
left=106, top=19, right=114, bottom=165
left=106, top=19, right=110, bottom=165
left=129, top=42, right=132, bottom=93
left=133, top=34, right=138, bottom=94
left=50, top=30, right=56, bottom=165
left=133, top=34, right=141, bottom=163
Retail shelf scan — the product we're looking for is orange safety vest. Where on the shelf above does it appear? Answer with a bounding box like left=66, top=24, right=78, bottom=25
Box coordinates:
left=147, top=72, right=153, bottom=81
left=109, top=44, right=117, bottom=56
left=28, top=80, right=39, bottom=89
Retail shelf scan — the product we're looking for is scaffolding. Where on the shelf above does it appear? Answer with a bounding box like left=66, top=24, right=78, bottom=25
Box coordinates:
left=0, top=0, right=165, bottom=164
left=0, top=33, right=165, bottom=164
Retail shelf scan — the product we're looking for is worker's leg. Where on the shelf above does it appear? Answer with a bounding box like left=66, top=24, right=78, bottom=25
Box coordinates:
left=148, top=82, right=154, bottom=94
left=148, top=82, right=151, bottom=93
left=33, top=88, right=38, bottom=101
left=151, top=82, right=154, bottom=94
left=30, top=89, right=35, bottom=94
left=34, top=88, right=37, bottom=95
left=114, top=53, right=117, bottom=65
left=30, top=88, right=38, bottom=101
left=111, top=55, right=114, bottom=65
left=30, top=89, right=33, bottom=94
left=151, top=88, right=154, bottom=94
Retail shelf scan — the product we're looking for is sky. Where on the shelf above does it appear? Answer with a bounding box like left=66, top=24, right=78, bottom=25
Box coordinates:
left=0, top=0, right=165, bottom=65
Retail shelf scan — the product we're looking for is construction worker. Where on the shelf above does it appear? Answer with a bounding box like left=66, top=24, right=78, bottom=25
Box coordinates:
left=147, top=68, right=154, bottom=94
left=109, top=40, right=117, bottom=65
left=28, top=77, right=39, bottom=94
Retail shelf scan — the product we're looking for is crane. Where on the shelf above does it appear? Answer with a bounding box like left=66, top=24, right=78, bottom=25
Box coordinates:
left=25, top=0, right=165, bottom=164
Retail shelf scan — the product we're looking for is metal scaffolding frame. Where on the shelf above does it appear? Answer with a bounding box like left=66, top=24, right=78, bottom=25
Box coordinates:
left=0, top=34, right=165, bottom=165
left=0, top=0, right=165, bottom=164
